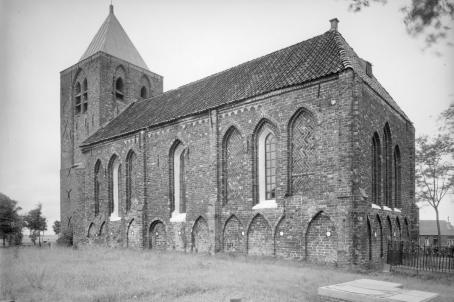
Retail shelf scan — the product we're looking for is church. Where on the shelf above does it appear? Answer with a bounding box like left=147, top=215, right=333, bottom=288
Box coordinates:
left=60, top=5, right=418, bottom=265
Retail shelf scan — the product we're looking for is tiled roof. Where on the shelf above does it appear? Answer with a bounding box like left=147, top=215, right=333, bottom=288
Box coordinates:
left=82, top=29, right=408, bottom=146
left=419, top=220, right=454, bottom=236
left=80, top=5, right=148, bottom=70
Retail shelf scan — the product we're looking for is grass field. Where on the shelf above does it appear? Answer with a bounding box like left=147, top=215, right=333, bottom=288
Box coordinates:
left=1, top=247, right=453, bottom=302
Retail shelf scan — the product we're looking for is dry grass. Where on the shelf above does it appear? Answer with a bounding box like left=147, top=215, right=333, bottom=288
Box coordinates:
left=1, top=246, right=453, bottom=302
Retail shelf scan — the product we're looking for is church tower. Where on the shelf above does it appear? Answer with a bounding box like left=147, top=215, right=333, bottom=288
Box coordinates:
left=60, top=5, right=163, bottom=241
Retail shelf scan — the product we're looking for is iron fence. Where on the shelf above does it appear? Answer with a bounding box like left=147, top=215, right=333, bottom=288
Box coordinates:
left=387, top=240, right=454, bottom=273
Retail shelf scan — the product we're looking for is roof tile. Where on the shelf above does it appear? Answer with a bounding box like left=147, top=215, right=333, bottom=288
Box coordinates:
left=80, top=5, right=148, bottom=70
left=82, top=30, right=408, bottom=146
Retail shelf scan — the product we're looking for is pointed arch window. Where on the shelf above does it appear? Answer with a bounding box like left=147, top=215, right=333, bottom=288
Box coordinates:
left=170, top=142, right=187, bottom=221
left=75, top=78, right=88, bottom=114
left=140, top=86, right=148, bottom=98
left=75, top=82, right=82, bottom=114
left=94, top=160, right=103, bottom=216
left=126, top=151, right=137, bottom=212
left=82, top=78, right=88, bottom=113
left=289, top=109, right=316, bottom=194
left=265, top=133, right=277, bottom=200
left=108, top=155, right=121, bottom=221
left=255, top=124, right=278, bottom=208
left=393, top=145, right=402, bottom=208
left=115, top=77, right=124, bottom=100
left=139, top=75, right=151, bottom=99
left=222, top=128, right=244, bottom=205
left=371, top=132, right=381, bottom=204
left=383, top=124, right=392, bottom=207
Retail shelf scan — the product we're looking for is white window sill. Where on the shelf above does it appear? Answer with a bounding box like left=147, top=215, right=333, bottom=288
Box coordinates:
left=109, top=214, right=121, bottom=221
left=252, top=200, right=277, bottom=210
left=170, top=212, right=186, bottom=222
left=371, top=203, right=381, bottom=210
left=382, top=206, right=392, bottom=211
left=393, top=208, right=402, bottom=213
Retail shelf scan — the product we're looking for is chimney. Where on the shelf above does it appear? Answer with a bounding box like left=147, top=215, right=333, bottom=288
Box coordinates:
left=329, top=18, right=339, bottom=31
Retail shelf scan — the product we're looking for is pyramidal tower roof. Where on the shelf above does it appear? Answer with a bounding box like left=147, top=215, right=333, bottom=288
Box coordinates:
left=80, top=5, right=149, bottom=70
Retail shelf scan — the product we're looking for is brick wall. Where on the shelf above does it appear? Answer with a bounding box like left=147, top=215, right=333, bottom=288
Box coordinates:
left=223, top=215, right=245, bottom=253
left=352, top=78, right=416, bottom=265
left=305, top=212, right=337, bottom=263
left=60, top=53, right=163, bottom=242
left=149, top=220, right=167, bottom=250
left=247, top=214, right=273, bottom=256
left=62, top=58, right=416, bottom=267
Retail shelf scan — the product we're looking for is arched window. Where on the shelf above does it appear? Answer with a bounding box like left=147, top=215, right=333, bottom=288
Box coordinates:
left=222, top=127, right=244, bottom=205
left=126, top=151, right=137, bottom=212
left=139, top=75, right=151, bottom=99
left=265, top=133, right=277, bottom=200
left=140, top=86, right=148, bottom=98
left=289, top=109, right=316, bottom=194
left=82, top=78, right=88, bottom=113
left=108, top=155, right=121, bottom=220
left=383, top=124, right=392, bottom=207
left=394, top=145, right=401, bottom=208
left=255, top=123, right=278, bottom=208
left=115, top=77, right=124, bottom=100
left=94, top=160, right=103, bottom=216
left=170, top=142, right=186, bottom=220
left=371, top=132, right=381, bottom=204
left=75, top=81, right=82, bottom=114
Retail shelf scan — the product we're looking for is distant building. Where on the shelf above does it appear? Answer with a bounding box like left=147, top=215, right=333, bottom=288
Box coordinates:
left=419, top=220, right=454, bottom=247
left=60, top=5, right=418, bottom=265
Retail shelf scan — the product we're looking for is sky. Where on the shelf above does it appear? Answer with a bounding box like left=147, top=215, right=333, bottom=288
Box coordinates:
left=0, top=0, right=453, bottom=231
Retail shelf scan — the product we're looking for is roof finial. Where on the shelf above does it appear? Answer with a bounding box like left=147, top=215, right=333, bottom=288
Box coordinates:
left=109, top=3, right=114, bottom=14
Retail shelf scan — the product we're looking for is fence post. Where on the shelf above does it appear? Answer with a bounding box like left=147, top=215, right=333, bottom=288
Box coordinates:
left=417, top=244, right=420, bottom=275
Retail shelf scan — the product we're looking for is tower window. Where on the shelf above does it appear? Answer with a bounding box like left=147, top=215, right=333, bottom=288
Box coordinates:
left=82, top=78, right=88, bottom=113
left=75, top=82, right=82, bottom=114
left=115, top=77, right=124, bottom=100
left=75, top=78, right=88, bottom=114
left=140, top=86, right=148, bottom=98
left=139, top=75, right=151, bottom=99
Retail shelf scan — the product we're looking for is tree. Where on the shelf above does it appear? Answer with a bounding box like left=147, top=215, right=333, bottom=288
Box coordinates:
left=24, top=203, right=47, bottom=246
left=0, top=193, right=23, bottom=246
left=52, top=220, right=61, bottom=235
left=345, top=0, right=454, bottom=47
left=415, top=134, right=454, bottom=248
left=441, top=102, right=454, bottom=137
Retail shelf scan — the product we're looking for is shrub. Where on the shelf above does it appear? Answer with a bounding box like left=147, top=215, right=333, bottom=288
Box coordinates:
left=56, top=229, right=73, bottom=246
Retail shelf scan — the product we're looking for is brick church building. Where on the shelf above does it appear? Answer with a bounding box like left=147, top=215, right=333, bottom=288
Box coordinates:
left=60, top=5, right=418, bottom=265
